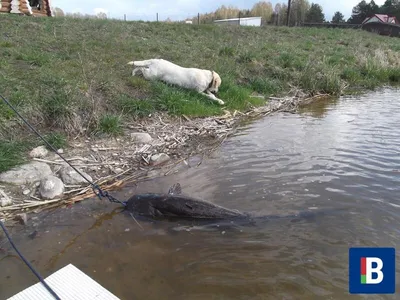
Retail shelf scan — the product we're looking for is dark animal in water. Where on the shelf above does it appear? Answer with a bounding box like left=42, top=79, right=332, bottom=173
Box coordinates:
left=124, top=183, right=334, bottom=225
left=125, top=183, right=247, bottom=220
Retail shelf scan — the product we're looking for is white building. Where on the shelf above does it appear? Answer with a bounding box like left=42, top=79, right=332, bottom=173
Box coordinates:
left=214, top=16, right=262, bottom=27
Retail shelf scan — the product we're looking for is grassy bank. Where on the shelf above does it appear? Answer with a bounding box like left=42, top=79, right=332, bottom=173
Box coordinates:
left=1, top=14, right=400, bottom=172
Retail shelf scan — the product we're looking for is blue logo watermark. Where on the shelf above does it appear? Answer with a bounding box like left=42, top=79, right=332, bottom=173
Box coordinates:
left=349, top=247, right=396, bottom=294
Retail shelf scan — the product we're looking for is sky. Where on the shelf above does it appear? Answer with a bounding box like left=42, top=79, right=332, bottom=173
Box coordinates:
left=50, top=0, right=387, bottom=22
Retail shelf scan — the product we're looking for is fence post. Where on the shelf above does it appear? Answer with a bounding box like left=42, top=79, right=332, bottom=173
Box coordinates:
left=238, top=11, right=241, bottom=26
left=124, top=14, right=126, bottom=21
left=156, top=13, right=158, bottom=22
left=198, top=12, right=200, bottom=25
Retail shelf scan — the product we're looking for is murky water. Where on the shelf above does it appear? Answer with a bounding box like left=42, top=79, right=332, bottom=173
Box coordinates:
left=1, top=88, right=400, bottom=299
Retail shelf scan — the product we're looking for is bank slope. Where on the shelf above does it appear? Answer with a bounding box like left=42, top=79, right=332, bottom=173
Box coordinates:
left=0, top=14, right=399, bottom=171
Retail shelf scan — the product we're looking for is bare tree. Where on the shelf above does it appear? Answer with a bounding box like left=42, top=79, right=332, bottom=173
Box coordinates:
left=251, top=1, right=274, bottom=24
left=289, top=0, right=311, bottom=26
left=286, top=0, right=292, bottom=25
left=52, top=7, right=65, bottom=17
left=96, top=12, right=107, bottom=19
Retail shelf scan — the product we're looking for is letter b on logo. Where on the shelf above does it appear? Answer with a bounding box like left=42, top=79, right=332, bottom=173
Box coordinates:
left=350, top=247, right=395, bottom=294
left=364, top=257, right=384, bottom=284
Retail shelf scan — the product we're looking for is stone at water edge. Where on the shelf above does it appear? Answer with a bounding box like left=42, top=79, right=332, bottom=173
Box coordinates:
left=14, top=213, right=28, bottom=226
left=59, top=165, right=93, bottom=185
left=0, top=162, right=53, bottom=185
left=39, top=175, right=65, bottom=200
left=131, top=132, right=153, bottom=144
left=29, top=146, right=49, bottom=158
left=150, top=153, right=170, bottom=166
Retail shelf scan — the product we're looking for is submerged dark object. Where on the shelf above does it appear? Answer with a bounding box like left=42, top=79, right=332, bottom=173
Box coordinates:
left=124, top=183, right=340, bottom=226
left=125, top=183, right=248, bottom=220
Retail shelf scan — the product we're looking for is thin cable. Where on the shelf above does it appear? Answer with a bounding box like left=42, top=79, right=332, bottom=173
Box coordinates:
left=0, top=93, right=127, bottom=299
left=0, top=93, right=126, bottom=207
left=0, top=93, right=93, bottom=186
left=0, top=220, right=61, bottom=299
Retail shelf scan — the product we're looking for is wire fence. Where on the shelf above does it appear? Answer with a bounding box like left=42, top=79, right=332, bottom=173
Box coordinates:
left=62, top=11, right=336, bottom=28
left=108, top=13, right=283, bottom=27
left=114, top=12, right=266, bottom=25
left=61, top=12, right=360, bottom=29
left=63, top=12, right=196, bottom=23
left=62, top=11, right=273, bottom=27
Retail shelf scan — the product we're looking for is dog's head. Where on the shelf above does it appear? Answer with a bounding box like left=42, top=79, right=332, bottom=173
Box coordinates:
left=208, top=71, right=222, bottom=94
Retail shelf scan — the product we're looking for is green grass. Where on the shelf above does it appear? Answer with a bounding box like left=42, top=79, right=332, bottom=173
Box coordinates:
left=97, top=114, right=123, bottom=136
left=1, top=15, right=400, bottom=172
left=43, top=132, right=68, bottom=150
left=0, top=140, right=33, bottom=173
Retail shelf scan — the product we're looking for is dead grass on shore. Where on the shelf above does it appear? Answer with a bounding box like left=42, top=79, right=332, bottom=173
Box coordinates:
left=0, top=91, right=327, bottom=223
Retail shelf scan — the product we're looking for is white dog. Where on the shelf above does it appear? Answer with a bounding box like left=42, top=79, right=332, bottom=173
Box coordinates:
left=127, top=59, right=225, bottom=105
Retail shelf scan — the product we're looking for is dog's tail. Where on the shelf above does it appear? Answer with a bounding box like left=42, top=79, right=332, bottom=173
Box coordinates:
left=127, top=60, right=154, bottom=67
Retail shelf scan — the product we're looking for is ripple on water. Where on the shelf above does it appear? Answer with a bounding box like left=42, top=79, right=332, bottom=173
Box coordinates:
left=1, top=89, right=400, bottom=300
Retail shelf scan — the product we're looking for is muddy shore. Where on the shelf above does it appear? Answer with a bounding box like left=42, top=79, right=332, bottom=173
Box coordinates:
left=0, top=94, right=326, bottom=225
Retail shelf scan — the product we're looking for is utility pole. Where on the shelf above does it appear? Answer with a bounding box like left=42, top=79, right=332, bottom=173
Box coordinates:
left=286, top=0, right=291, bottom=26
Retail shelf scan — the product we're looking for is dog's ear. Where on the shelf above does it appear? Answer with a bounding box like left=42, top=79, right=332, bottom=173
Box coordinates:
left=211, top=71, right=220, bottom=89
left=210, top=71, right=216, bottom=86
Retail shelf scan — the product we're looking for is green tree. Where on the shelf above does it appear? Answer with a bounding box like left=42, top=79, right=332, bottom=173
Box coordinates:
left=367, top=0, right=380, bottom=15
left=347, top=0, right=368, bottom=23
left=379, top=0, right=400, bottom=21
left=347, top=0, right=382, bottom=24
left=380, top=0, right=396, bottom=14
left=305, top=3, right=325, bottom=23
left=331, top=11, right=345, bottom=23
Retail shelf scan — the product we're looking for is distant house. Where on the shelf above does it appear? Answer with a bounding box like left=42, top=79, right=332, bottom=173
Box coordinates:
left=214, top=16, right=262, bottom=27
left=362, top=14, right=399, bottom=25
left=185, top=20, right=192, bottom=24
left=0, top=0, right=53, bottom=16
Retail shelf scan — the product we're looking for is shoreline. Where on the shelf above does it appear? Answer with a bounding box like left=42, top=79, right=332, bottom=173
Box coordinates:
left=0, top=93, right=328, bottom=224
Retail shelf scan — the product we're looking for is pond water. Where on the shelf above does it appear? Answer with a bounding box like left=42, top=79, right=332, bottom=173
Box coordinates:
left=1, top=88, right=399, bottom=299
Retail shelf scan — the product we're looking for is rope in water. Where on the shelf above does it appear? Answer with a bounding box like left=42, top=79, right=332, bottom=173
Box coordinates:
left=0, top=94, right=126, bottom=207
left=0, top=220, right=61, bottom=300
left=0, top=93, right=127, bottom=299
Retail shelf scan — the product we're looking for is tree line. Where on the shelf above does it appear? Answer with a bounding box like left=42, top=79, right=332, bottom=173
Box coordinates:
left=50, top=0, right=400, bottom=25
left=347, top=0, right=400, bottom=24
left=190, top=0, right=400, bottom=26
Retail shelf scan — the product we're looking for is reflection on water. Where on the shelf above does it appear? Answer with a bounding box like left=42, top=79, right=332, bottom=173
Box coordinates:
left=1, top=88, right=400, bottom=299
left=298, top=96, right=340, bottom=118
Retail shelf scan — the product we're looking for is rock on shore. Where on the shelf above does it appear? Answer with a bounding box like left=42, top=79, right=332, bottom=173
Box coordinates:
left=0, top=162, right=53, bottom=185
